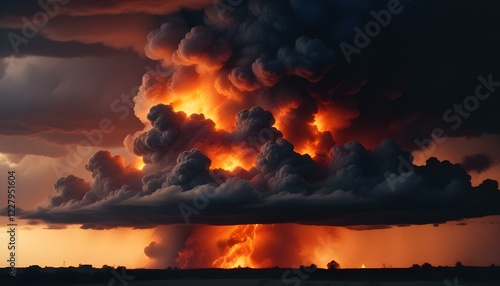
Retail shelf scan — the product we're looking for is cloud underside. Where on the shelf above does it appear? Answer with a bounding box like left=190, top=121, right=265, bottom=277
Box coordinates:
left=25, top=132, right=500, bottom=229
left=4, top=0, right=500, bottom=228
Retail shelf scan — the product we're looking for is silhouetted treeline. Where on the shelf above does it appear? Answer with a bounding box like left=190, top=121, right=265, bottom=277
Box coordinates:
left=1, top=265, right=499, bottom=286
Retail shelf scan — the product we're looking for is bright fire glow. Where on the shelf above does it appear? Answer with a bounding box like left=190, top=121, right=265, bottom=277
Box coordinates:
left=296, top=137, right=320, bottom=157
left=170, top=89, right=222, bottom=127
left=132, top=157, right=145, bottom=170
left=314, top=112, right=330, bottom=133
left=205, top=146, right=256, bottom=171
left=212, top=224, right=259, bottom=268
left=211, top=153, right=249, bottom=171
left=362, top=263, right=366, bottom=268
left=273, top=102, right=299, bottom=132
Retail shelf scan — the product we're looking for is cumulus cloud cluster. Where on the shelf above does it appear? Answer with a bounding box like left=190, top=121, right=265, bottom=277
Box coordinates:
left=5, top=0, right=498, bottom=230
left=131, top=104, right=281, bottom=169
left=18, top=0, right=500, bottom=229
left=25, top=109, right=500, bottom=228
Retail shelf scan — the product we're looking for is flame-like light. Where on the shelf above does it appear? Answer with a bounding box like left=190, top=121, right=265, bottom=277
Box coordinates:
left=211, top=154, right=248, bottom=171
left=315, top=103, right=359, bottom=132
left=170, top=90, right=223, bottom=126
left=361, top=263, right=366, bottom=269
left=296, top=138, right=320, bottom=157
left=212, top=224, right=259, bottom=268
left=132, top=157, right=145, bottom=170
left=205, top=146, right=256, bottom=171
left=273, top=102, right=299, bottom=132
left=314, top=114, right=331, bottom=134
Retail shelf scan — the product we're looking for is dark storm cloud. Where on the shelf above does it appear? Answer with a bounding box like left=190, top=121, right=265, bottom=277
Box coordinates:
left=0, top=0, right=213, bottom=17
left=25, top=129, right=500, bottom=229
left=0, top=0, right=212, bottom=57
left=49, top=175, right=91, bottom=207
left=461, top=153, right=496, bottom=173
left=138, top=0, right=500, bottom=153
left=330, top=0, right=500, bottom=148
left=57, top=0, right=214, bottom=16
left=144, top=17, right=189, bottom=63
left=13, top=0, right=500, bottom=229
left=33, top=150, right=143, bottom=213
left=0, top=0, right=498, bottom=149
left=0, top=135, right=66, bottom=158
left=143, top=225, right=191, bottom=267
left=132, top=104, right=281, bottom=167
left=0, top=54, right=151, bottom=153
left=0, top=14, right=158, bottom=55
left=0, top=30, right=120, bottom=58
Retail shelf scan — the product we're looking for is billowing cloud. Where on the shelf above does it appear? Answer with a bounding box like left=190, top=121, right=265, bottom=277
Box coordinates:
left=13, top=0, right=500, bottom=230
left=461, top=153, right=496, bottom=173
left=58, top=0, right=215, bottom=16
left=0, top=0, right=214, bottom=17
left=0, top=14, right=155, bottom=54
left=2, top=0, right=498, bottom=235
left=131, top=104, right=281, bottom=170
left=0, top=55, right=148, bottom=153
left=25, top=117, right=500, bottom=228
left=144, top=17, right=189, bottom=63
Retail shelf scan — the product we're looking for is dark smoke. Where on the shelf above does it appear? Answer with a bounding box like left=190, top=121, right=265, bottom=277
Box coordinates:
left=24, top=0, right=500, bottom=229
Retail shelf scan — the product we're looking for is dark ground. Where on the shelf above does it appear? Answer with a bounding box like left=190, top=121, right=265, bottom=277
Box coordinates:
left=1, top=266, right=499, bottom=286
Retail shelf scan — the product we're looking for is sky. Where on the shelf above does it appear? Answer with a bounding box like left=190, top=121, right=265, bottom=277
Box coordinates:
left=0, top=0, right=499, bottom=269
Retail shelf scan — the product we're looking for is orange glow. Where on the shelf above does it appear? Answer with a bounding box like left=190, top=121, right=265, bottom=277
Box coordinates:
left=160, top=76, right=238, bottom=131
left=273, top=102, right=299, bottom=132
left=174, top=224, right=341, bottom=269
left=315, top=103, right=356, bottom=132
left=134, top=73, right=236, bottom=130
left=170, top=90, right=220, bottom=126
left=296, top=137, right=320, bottom=156
left=362, top=263, right=366, bottom=268
left=212, top=224, right=259, bottom=268
left=7, top=219, right=500, bottom=269
left=207, top=148, right=255, bottom=171
left=132, top=157, right=145, bottom=170
left=211, top=153, right=249, bottom=171
left=0, top=225, right=154, bottom=268
left=314, top=111, right=331, bottom=133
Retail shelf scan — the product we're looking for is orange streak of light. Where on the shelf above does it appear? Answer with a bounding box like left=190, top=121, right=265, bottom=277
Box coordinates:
left=212, top=224, right=259, bottom=268
left=273, top=102, right=300, bottom=132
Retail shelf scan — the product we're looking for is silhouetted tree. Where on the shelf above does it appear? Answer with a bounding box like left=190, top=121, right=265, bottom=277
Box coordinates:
left=327, top=260, right=340, bottom=269
left=421, top=262, right=433, bottom=269
left=455, top=261, right=464, bottom=268
left=27, top=265, right=41, bottom=272
left=299, top=263, right=317, bottom=272
left=411, top=264, right=421, bottom=269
